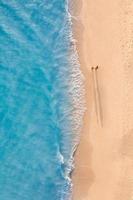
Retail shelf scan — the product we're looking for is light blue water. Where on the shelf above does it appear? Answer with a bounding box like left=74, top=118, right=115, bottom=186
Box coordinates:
left=0, top=1, right=84, bottom=199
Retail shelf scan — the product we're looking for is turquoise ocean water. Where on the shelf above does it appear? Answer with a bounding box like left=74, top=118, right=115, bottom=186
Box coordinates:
left=0, top=1, right=85, bottom=199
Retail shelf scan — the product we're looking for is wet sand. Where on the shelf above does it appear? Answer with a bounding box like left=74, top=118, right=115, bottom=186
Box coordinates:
left=71, top=0, right=133, bottom=200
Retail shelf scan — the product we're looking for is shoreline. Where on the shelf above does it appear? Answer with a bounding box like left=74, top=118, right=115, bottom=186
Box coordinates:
left=70, top=1, right=95, bottom=199
left=71, top=0, right=133, bottom=200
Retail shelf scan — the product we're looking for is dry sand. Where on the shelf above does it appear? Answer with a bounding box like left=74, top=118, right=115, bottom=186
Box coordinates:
left=70, top=0, right=133, bottom=200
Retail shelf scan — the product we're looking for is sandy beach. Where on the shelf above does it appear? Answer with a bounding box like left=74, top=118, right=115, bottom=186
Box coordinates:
left=71, top=0, right=133, bottom=199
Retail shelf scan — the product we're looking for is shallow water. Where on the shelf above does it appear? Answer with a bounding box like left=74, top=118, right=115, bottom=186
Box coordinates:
left=0, top=1, right=84, bottom=199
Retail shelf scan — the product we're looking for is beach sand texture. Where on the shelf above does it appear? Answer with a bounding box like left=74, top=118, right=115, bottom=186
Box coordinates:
left=71, top=0, right=133, bottom=199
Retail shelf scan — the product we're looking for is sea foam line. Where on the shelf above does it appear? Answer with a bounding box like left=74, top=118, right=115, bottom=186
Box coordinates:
left=60, top=1, right=86, bottom=199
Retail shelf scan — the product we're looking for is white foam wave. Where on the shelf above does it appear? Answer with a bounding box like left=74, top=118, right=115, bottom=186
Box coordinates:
left=60, top=1, right=86, bottom=199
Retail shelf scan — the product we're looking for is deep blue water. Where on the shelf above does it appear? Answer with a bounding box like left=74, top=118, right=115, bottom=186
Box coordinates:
left=0, top=1, right=84, bottom=199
